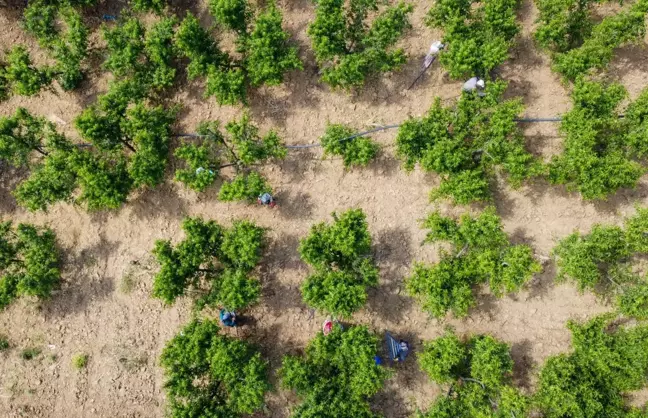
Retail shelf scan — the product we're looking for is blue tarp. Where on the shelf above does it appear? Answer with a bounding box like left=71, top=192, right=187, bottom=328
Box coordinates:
left=386, top=332, right=408, bottom=362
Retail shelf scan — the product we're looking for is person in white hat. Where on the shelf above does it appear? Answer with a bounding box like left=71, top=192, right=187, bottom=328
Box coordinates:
left=462, top=77, right=486, bottom=96
left=424, top=41, right=445, bottom=68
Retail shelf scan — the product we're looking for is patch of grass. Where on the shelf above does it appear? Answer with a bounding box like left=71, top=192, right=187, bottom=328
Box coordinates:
left=21, top=347, right=41, bottom=360
left=120, top=272, right=137, bottom=294
left=118, top=352, right=148, bottom=372
left=0, top=335, right=9, bottom=351
left=72, top=353, right=89, bottom=369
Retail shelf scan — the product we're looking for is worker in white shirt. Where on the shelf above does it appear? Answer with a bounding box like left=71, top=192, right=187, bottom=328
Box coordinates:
left=462, top=77, right=486, bottom=96
left=424, top=41, right=445, bottom=68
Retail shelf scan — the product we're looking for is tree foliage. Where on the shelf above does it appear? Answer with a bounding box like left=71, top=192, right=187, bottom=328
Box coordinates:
left=553, top=207, right=648, bottom=319
left=406, top=208, right=541, bottom=318
left=548, top=79, right=648, bottom=200
left=320, top=123, right=379, bottom=167
left=22, top=1, right=90, bottom=90
left=535, top=315, right=648, bottom=418
left=280, top=325, right=389, bottom=418
left=174, top=114, right=285, bottom=201
left=175, top=2, right=301, bottom=105
left=417, top=329, right=527, bottom=418
left=298, top=209, right=379, bottom=317
left=160, top=318, right=269, bottom=417
left=1, top=46, right=52, bottom=96
left=396, top=81, right=541, bottom=204
left=534, top=0, right=648, bottom=79
left=426, top=0, right=520, bottom=79
left=152, top=217, right=265, bottom=311
left=0, top=221, right=61, bottom=309
left=308, top=0, right=413, bottom=89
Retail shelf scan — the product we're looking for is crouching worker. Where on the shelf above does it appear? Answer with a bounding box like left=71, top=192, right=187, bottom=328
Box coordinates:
left=258, top=192, right=276, bottom=208
left=220, top=309, right=237, bottom=327
left=462, top=77, right=486, bottom=96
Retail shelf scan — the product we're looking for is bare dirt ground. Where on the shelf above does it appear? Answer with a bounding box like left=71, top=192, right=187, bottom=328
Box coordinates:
left=1, top=0, right=648, bottom=417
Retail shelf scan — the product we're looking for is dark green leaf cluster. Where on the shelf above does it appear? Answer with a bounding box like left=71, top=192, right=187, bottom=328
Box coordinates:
left=160, top=318, right=269, bottom=417
left=0, top=105, right=174, bottom=211
left=22, top=1, right=90, bottom=90
left=103, top=16, right=177, bottom=91
left=406, top=208, right=541, bottom=318
left=175, top=2, right=301, bottom=105
left=417, top=329, right=527, bottom=418
left=298, top=209, right=379, bottom=317
left=75, top=79, right=176, bottom=190
left=308, top=0, right=413, bottom=89
left=426, top=0, right=520, bottom=79
left=396, top=81, right=541, bottom=204
left=175, top=114, right=285, bottom=200
left=553, top=207, right=648, bottom=319
left=280, top=325, right=390, bottom=418
left=320, top=123, right=379, bottom=167
left=0, top=221, right=61, bottom=309
left=131, top=0, right=167, bottom=14
left=548, top=79, right=648, bottom=200
left=152, top=217, right=265, bottom=311
left=0, top=46, right=52, bottom=97
left=536, top=315, right=648, bottom=418
left=535, top=0, right=648, bottom=79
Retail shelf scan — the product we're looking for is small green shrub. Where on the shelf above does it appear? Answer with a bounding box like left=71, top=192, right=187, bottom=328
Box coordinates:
left=320, top=123, right=379, bottom=167
left=72, top=353, right=89, bottom=369
left=0, top=335, right=9, bottom=351
left=21, top=347, right=42, bottom=360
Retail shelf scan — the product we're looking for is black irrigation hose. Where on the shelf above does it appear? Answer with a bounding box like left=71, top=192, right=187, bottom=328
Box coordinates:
left=173, top=117, right=568, bottom=149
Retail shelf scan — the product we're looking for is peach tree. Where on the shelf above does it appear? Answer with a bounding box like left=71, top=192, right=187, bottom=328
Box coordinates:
left=426, top=0, right=520, bottom=79
left=396, top=81, right=542, bottom=204
left=152, top=217, right=265, bottom=311
left=308, top=0, right=413, bottom=89
left=417, top=329, right=527, bottom=417
left=174, top=114, right=285, bottom=202
left=536, top=315, right=648, bottom=417
left=160, top=318, right=269, bottom=417
left=0, top=221, right=61, bottom=309
left=298, top=209, right=379, bottom=317
left=548, top=79, right=648, bottom=200
left=406, top=208, right=540, bottom=318
left=280, top=325, right=389, bottom=418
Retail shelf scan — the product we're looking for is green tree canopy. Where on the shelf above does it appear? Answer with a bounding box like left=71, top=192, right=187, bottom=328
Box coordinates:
left=426, top=0, right=520, bottom=79
left=298, top=208, right=379, bottom=317
left=396, top=81, right=542, bottom=204
left=281, top=325, right=389, bottom=418
left=548, top=79, right=648, bottom=200
left=160, top=318, right=269, bottom=417
left=174, top=114, right=285, bottom=201
left=417, top=329, right=527, bottom=418
left=553, top=207, right=648, bottom=319
left=152, top=217, right=265, bottom=311
left=308, top=0, right=413, bottom=89
left=0, top=221, right=61, bottom=309
left=536, top=315, right=648, bottom=418
left=406, top=208, right=541, bottom=318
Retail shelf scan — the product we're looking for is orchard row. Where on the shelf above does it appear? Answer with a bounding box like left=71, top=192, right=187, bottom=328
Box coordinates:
left=3, top=205, right=648, bottom=415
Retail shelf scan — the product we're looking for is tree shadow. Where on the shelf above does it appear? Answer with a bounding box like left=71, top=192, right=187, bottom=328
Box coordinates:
left=43, top=233, right=119, bottom=318
left=277, top=191, right=314, bottom=220
left=510, top=339, right=534, bottom=389
left=527, top=259, right=557, bottom=300
left=366, top=227, right=415, bottom=324
left=128, top=182, right=188, bottom=222
left=0, top=163, right=27, bottom=214
left=367, top=151, right=402, bottom=178
left=609, top=43, right=648, bottom=82
left=470, top=290, right=500, bottom=320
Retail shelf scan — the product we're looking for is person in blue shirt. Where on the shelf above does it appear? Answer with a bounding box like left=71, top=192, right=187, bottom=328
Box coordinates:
left=258, top=192, right=276, bottom=208
left=219, top=310, right=237, bottom=327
